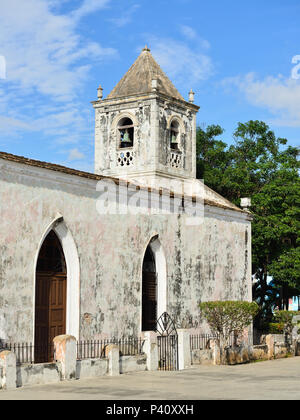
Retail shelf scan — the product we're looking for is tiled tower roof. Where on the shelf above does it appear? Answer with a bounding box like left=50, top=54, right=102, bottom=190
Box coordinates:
left=106, top=46, right=185, bottom=101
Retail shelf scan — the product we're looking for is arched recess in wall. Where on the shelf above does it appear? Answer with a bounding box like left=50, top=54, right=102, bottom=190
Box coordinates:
left=33, top=217, right=80, bottom=346
left=167, top=116, right=185, bottom=154
left=166, top=115, right=185, bottom=132
left=141, top=236, right=167, bottom=331
left=111, top=112, right=139, bottom=132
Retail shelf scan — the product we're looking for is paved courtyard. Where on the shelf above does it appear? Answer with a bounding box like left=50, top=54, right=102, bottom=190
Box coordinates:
left=1, top=357, right=300, bottom=400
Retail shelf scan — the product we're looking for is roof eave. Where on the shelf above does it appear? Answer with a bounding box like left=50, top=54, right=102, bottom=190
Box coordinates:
left=92, top=91, right=200, bottom=112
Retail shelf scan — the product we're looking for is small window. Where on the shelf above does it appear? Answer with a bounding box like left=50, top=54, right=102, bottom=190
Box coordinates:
left=170, top=120, right=180, bottom=150
left=118, top=117, right=134, bottom=149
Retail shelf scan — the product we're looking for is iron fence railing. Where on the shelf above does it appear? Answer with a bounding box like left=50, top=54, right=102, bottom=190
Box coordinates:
left=76, top=337, right=145, bottom=360
left=0, top=341, right=54, bottom=365
left=190, top=333, right=237, bottom=351
left=190, top=334, right=216, bottom=351
left=0, top=337, right=145, bottom=364
left=157, top=335, right=178, bottom=371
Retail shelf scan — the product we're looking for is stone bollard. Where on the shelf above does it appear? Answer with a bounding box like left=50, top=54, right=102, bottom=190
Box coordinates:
left=210, top=339, right=221, bottom=365
left=177, top=330, right=191, bottom=371
left=53, top=335, right=77, bottom=381
left=0, top=351, right=17, bottom=390
left=143, top=332, right=158, bottom=371
left=265, top=334, right=275, bottom=360
left=295, top=340, right=300, bottom=356
left=105, top=344, right=120, bottom=376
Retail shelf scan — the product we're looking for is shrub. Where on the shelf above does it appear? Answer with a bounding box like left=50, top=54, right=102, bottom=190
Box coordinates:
left=268, top=323, right=284, bottom=334
left=199, top=301, right=259, bottom=364
left=273, top=310, right=300, bottom=348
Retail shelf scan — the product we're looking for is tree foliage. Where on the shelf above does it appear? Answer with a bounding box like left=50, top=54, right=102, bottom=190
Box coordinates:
left=199, top=301, right=259, bottom=363
left=274, top=310, right=300, bottom=348
left=197, top=121, right=300, bottom=328
left=196, top=124, right=231, bottom=188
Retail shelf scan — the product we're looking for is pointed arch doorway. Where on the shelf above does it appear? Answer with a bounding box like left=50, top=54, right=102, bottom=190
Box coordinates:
left=34, top=230, right=67, bottom=363
left=142, top=237, right=167, bottom=332
left=142, top=246, right=157, bottom=331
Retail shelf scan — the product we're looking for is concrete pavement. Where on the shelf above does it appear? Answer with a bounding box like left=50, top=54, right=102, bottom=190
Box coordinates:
left=0, top=357, right=300, bottom=400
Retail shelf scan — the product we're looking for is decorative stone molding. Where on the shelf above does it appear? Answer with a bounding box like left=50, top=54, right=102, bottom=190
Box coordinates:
left=170, top=151, right=183, bottom=169
left=141, top=236, right=167, bottom=320
left=166, top=115, right=185, bottom=133
left=34, top=219, right=80, bottom=340
left=111, top=112, right=139, bottom=132
left=117, top=149, right=134, bottom=167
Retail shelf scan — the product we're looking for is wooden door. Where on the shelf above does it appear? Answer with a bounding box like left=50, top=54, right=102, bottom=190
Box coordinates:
left=34, top=273, right=51, bottom=363
left=49, top=273, right=67, bottom=342
left=142, top=272, right=157, bottom=331
left=35, top=231, right=67, bottom=363
left=142, top=246, right=157, bottom=332
left=34, top=273, right=67, bottom=363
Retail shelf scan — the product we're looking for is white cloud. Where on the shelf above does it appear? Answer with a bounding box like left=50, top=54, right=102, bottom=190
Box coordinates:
left=68, top=148, right=86, bottom=161
left=0, top=0, right=116, bottom=101
left=71, top=0, right=111, bottom=21
left=180, top=25, right=197, bottom=40
left=179, top=25, right=210, bottom=49
left=223, top=73, right=300, bottom=127
left=0, top=0, right=117, bottom=155
left=148, top=36, right=214, bottom=90
left=0, top=56, right=6, bottom=80
left=0, top=115, right=33, bottom=137
left=108, top=4, right=140, bottom=27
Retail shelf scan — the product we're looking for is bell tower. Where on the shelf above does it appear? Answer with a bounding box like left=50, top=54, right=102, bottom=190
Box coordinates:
left=92, top=46, right=200, bottom=190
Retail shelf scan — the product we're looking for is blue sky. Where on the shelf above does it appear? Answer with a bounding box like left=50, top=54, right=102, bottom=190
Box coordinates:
left=0, top=0, right=299, bottom=172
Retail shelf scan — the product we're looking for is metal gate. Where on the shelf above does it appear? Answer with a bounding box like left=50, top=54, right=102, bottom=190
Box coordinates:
left=155, top=313, right=178, bottom=371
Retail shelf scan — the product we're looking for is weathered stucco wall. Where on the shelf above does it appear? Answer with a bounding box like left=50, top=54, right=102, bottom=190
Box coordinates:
left=16, top=363, right=60, bottom=388
left=0, top=158, right=252, bottom=343
left=94, top=93, right=197, bottom=182
left=94, top=98, right=154, bottom=176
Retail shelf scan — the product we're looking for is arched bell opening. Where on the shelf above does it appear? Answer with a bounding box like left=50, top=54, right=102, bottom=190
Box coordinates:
left=118, top=117, right=134, bottom=148
left=170, top=120, right=180, bottom=150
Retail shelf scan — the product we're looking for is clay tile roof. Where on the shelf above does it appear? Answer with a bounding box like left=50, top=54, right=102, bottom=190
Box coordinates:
left=106, top=46, right=185, bottom=102
left=0, top=151, right=249, bottom=215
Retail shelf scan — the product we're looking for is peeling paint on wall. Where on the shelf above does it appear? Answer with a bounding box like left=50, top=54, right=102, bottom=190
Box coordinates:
left=0, top=159, right=252, bottom=342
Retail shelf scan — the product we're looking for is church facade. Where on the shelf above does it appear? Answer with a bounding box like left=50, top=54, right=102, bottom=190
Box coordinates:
left=0, top=48, right=252, bottom=353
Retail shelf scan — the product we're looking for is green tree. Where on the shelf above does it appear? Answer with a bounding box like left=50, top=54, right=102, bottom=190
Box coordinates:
left=197, top=121, right=300, bottom=328
left=274, top=310, right=300, bottom=349
left=270, top=248, right=300, bottom=292
left=196, top=124, right=231, bottom=190
left=199, top=301, right=259, bottom=364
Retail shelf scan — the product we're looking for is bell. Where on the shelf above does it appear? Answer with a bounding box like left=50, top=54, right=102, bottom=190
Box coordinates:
left=171, top=134, right=177, bottom=144
left=122, top=130, right=131, bottom=143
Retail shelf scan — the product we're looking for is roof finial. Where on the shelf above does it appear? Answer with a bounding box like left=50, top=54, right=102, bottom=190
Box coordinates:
left=143, top=45, right=150, bottom=52
left=189, top=89, right=195, bottom=103
left=97, top=84, right=103, bottom=101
